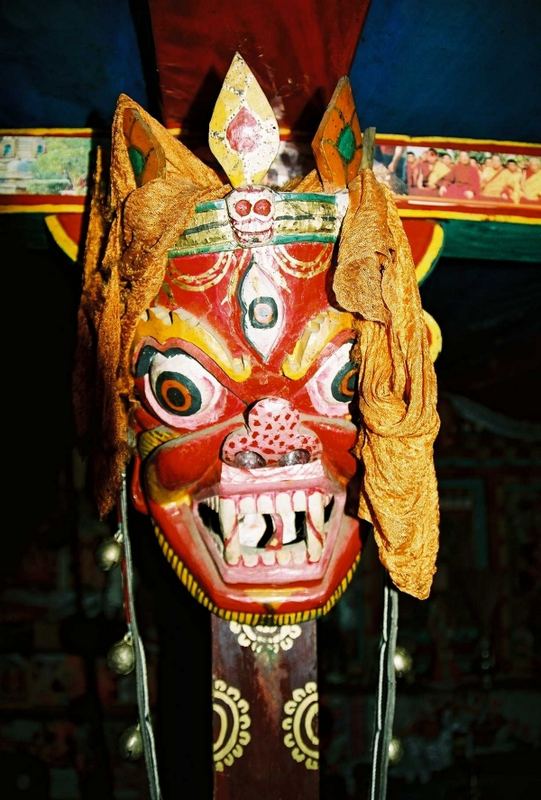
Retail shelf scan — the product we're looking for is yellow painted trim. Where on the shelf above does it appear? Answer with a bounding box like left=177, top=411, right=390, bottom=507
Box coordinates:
left=0, top=127, right=93, bottom=135
left=282, top=309, right=354, bottom=380
left=1, top=127, right=537, bottom=150
left=377, top=133, right=541, bottom=150
left=0, top=204, right=84, bottom=214
left=415, top=223, right=445, bottom=284
left=376, top=133, right=411, bottom=143
left=135, top=307, right=252, bottom=381
left=145, top=463, right=193, bottom=507
left=138, top=426, right=181, bottom=460
left=398, top=208, right=541, bottom=225
left=45, top=215, right=79, bottom=262
left=153, top=523, right=361, bottom=625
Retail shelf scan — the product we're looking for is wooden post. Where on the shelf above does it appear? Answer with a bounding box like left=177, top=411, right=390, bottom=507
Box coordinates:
left=212, top=618, right=319, bottom=799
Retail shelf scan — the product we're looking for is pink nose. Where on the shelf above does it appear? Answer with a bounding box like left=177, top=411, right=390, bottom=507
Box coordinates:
left=222, top=398, right=321, bottom=468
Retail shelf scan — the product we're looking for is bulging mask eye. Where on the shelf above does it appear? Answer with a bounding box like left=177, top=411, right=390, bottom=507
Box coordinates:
left=331, top=361, right=357, bottom=403
left=135, top=345, right=226, bottom=428
left=154, top=370, right=202, bottom=416
left=305, top=341, right=358, bottom=417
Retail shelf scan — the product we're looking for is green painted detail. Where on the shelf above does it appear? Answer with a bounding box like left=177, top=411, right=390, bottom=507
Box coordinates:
left=156, top=369, right=202, bottom=417
left=196, top=199, right=226, bottom=212
left=337, top=124, right=356, bottom=164
left=161, top=280, right=174, bottom=301
left=168, top=241, right=237, bottom=257
left=442, top=220, right=541, bottom=263
left=277, top=192, right=338, bottom=204
left=182, top=220, right=231, bottom=237
left=275, top=214, right=337, bottom=223
left=273, top=233, right=338, bottom=244
left=182, top=214, right=338, bottom=239
left=128, top=146, right=145, bottom=180
left=194, top=193, right=338, bottom=214
left=167, top=233, right=338, bottom=258
left=331, top=361, right=358, bottom=402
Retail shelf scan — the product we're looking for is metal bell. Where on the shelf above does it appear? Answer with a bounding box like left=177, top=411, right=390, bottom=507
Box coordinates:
left=393, top=646, right=413, bottom=676
left=96, top=536, right=123, bottom=571
left=107, top=635, right=135, bottom=675
left=119, top=724, right=143, bottom=761
left=388, top=737, right=404, bottom=764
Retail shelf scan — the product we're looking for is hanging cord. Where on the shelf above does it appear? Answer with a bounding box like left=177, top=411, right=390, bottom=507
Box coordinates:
left=369, top=577, right=399, bottom=800
left=119, top=473, right=163, bottom=800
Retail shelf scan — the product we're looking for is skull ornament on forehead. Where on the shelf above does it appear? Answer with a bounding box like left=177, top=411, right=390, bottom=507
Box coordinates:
left=128, top=55, right=362, bottom=623
left=226, top=187, right=276, bottom=245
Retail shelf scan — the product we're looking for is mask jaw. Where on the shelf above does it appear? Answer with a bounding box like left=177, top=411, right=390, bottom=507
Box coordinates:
left=149, top=498, right=361, bottom=624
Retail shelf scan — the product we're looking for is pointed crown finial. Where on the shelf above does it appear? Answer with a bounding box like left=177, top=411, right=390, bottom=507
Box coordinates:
left=209, top=53, right=280, bottom=188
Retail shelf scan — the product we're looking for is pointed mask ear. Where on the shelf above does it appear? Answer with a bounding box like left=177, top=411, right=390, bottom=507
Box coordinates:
left=109, top=94, right=221, bottom=207
left=122, top=104, right=166, bottom=187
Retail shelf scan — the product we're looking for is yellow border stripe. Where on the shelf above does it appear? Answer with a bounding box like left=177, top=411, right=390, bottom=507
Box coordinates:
left=3, top=202, right=538, bottom=226
left=399, top=208, right=541, bottom=226
left=0, top=127, right=93, bottom=136
left=4, top=205, right=539, bottom=224
left=377, top=133, right=541, bottom=150
left=1, top=204, right=84, bottom=214
left=415, top=222, right=445, bottom=284
left=45, top=215, right=79, bottom=262
left=1, top=126, right=537, bottom=150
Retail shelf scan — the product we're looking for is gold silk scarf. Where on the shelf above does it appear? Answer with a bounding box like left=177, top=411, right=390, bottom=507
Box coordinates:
left=334, top=170, right=440, bottom=599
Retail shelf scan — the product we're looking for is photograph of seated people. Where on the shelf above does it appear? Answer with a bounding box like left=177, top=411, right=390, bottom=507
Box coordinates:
left=516, top=156, right=540, bottom=203
left=373, top=144, right=408, bottom=194
left=393, top=147, right=541, bottom=205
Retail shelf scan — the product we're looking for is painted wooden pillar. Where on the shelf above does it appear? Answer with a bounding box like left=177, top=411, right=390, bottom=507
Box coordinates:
left=212, top=618, right=319, bottom=799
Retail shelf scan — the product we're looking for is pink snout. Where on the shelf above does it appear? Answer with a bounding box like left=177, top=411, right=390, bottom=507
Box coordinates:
left=222, top=398, right=322, bottom=468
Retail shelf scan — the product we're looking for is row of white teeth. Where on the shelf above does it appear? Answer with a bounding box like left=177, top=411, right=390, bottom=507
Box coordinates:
left=201, top=490, right=332, bottom=567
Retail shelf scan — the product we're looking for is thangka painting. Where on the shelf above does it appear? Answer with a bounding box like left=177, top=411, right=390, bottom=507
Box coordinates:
left=2, top=132, right=539, bottom=217
left=374, top=140, right=541, bottom=208
left=0, top=135, right=91, bottom=196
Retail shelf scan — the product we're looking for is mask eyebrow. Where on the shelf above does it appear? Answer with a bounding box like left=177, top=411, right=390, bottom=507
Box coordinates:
left=281, top=309, right=354, bottom=380
left=134, top=305, right=251, bottom=381
left=135, top=345, right=185, bottom=377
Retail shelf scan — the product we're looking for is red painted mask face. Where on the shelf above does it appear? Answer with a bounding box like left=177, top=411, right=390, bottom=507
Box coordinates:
left=79, top=56, right=440, bottom=615
left=130, top=186, right=362, bottom=623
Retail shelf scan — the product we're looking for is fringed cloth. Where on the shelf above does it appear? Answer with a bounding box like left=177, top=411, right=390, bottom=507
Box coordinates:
left=74, top=95, right=439, bottom=600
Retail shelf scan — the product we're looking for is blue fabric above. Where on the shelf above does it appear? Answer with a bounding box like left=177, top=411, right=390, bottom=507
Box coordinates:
left=0, top=0, right=540, bottom=140
left=0, top=0, right=149, bottom=128
left=351, top=0, right=541, bottom=140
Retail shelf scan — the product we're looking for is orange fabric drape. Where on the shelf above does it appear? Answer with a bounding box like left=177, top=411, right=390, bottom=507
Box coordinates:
left=74, top=95, right=228, bottom=515
left=334, top=170, right=440, bottom=599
